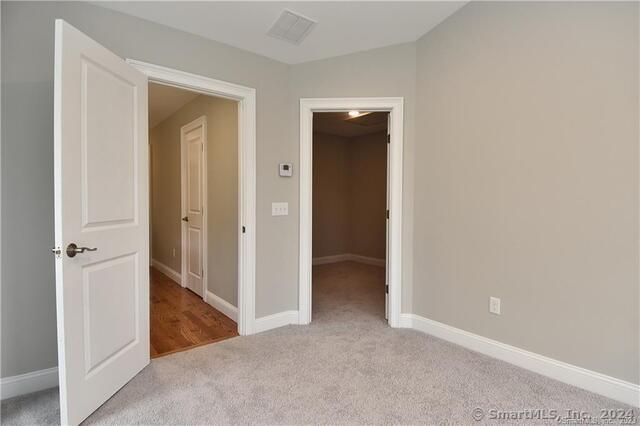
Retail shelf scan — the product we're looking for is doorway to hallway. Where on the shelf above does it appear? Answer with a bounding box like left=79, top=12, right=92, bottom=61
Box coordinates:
left=147, top=82, right=241, bottom=357
left=311, top=111, right=389, bottom=322
left=298, top=97, right=405, bottom=328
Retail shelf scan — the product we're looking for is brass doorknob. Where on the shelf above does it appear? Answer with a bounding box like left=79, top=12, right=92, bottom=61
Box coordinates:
left=182, top=216, right=189, bottom=222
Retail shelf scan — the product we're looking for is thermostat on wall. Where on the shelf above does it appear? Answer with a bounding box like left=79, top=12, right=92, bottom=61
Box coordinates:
left=279, top=163, right=293, bottom=177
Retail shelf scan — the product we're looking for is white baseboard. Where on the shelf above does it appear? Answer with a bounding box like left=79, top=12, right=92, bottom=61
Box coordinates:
left=254, top=310, right=299, bottom=333
left=205, top=290, right=238, bottom=322
left=313, top=253, right=385, bottom=267
left=348, top=254, right=385, bottom=266
left=312, top=254, right=351, bottom=265
left=1, top=367, right=58, bottom=400
left=400, top=313, right=640, bottom=407
left=151, top=259, right=182, bottom=285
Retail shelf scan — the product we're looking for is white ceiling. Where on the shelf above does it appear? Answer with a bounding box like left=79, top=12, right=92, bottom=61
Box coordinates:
left=314, top=112, right=388, bottom=138
left=148, top=82, right=199, bottom=128
left=95, top=2, right=466, bottom=64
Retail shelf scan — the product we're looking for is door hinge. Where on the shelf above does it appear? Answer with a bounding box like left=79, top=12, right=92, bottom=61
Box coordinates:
left=385, top=284, right=389, bottom=294
left=387, top=134, right=390, bottom=144
left=386, top=209, right=389, bottom=219
left=242, top=226, right=246, bottom=234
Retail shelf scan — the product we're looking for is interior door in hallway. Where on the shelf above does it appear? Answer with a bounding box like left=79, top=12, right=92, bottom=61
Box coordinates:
left=181, top=116, right=206, bottom=297
left=53, top=20, right=149, bottom=425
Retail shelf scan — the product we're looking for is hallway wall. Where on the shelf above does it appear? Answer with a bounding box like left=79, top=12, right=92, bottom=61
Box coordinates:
left=347, top=131, right=387, bottom=259
left=313, top=130, right=387, bottom=260
left=150, top=93, right=239, bottom=306
left=312, top=132, right=350, bottom=258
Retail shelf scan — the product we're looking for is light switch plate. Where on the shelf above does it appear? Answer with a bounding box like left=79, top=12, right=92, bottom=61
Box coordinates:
left=272, top=202, right=288, bottom=216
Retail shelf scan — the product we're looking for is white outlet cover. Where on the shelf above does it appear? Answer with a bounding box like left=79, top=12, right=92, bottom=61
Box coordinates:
left=489, top=297, right=501, bottom=315
left=279, top=163, right=293, bottom=177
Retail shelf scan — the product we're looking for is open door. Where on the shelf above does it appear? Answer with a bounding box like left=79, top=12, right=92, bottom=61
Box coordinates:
left=385, top=114, right=390, bottom=320
left=53, top=20, right=149, bottom=425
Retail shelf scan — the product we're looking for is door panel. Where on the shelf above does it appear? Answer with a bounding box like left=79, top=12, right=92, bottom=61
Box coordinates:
left=82, top=58, right=136, bottom=228
left=83, top=254, right=138, bottom=375
left=188, top=228, right=202, bottom=276
left=181, top=117, right=206, bottom=297
left=54, top=20, right=149, bottom=425
left=188, top=137, right=202, bottom=214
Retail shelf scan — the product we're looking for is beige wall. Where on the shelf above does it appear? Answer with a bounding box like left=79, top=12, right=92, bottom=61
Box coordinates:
left=414, top=2, right=639, bottom=384
left=291, top=43, right=417, bottom=313
left=313, top=130, right=387, bottom=259
left=348, top=131, right=387, bottom=259
left=312, top=132, right=350, bottom=257
left=150, top=94, right=238, bottom=306
left=149, top=122, right=179, bottom=272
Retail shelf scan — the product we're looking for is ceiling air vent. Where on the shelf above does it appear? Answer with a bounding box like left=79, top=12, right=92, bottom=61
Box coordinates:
left=267, top=9, right=317, bottom=45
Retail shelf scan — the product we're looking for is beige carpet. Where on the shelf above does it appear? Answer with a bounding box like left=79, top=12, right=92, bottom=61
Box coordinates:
left=2, top=261, right=636, bottom=425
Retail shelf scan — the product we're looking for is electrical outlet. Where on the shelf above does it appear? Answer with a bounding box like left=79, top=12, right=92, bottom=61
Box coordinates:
left=272, top=202, right=288, bottom=216
left=489, top=297, right=501, bottom=315
left=172, top=248, right=176, bottom=258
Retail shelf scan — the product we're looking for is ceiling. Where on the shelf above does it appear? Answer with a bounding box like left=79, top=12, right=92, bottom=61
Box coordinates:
left=314, top=112, right=388, bottom=138
left=95, top=2, right=466, bottom=64
left=148, top=82, right=199, bottom=128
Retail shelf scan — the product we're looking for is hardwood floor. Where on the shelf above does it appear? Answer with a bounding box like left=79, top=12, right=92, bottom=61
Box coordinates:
left=150, top=267, right=238, bottom=358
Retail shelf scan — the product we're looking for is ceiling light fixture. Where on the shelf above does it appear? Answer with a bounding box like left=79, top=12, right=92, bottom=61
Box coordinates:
left=348, top=110, right=360, bottom=117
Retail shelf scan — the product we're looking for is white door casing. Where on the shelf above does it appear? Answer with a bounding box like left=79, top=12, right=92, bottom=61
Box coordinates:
left=385, top=113, right=391, bottom=320
left=181, top=116, right=207, bottom=297
left=126, top=60, right=257, bottom=336
left=54, top=20, right=149, bottom=425
left=299, top=98, right=404, bottom=327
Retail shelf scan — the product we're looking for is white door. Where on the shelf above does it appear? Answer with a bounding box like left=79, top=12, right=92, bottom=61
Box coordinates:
left=181, top=116, right=206, bottom=297
left=385, top=114, right=391, bottom=320
left=53, top=20, right=149, bottom=425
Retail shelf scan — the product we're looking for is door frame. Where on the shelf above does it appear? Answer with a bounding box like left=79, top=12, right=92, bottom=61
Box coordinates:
left=298, top=97, right=404, bottom=327
left=180, top=115, right=208, bottom=297
left=128, top=60, right=257, bottom=335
